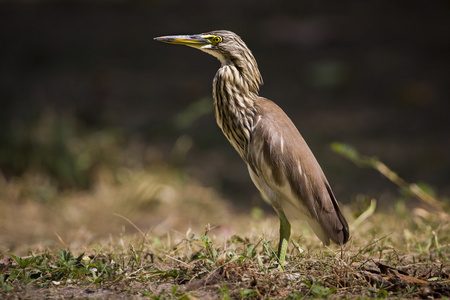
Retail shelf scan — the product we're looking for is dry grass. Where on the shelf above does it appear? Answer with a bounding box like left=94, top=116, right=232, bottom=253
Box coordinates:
left=0, top=163, right=449, bottom=299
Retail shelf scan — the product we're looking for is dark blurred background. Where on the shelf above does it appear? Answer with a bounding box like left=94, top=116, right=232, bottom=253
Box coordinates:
left=1, top=0, right=449, bottom=209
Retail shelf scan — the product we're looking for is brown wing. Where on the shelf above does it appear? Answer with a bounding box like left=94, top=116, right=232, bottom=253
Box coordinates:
left=247, top=97, right=349, bottom=245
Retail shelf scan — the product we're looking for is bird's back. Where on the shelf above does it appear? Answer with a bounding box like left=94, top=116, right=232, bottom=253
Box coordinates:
left=247, top=97, right=349, bottom=245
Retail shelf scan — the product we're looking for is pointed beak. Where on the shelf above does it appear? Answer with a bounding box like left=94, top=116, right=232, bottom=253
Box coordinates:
left=154, top=34, right=210, bottom=48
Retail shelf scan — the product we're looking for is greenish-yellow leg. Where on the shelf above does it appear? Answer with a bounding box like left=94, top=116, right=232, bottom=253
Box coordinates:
left=277, top=210, right=291, bottom=265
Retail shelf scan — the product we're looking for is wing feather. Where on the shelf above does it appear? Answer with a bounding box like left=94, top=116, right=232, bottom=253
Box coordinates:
left=247, top=97, right=349, bottom=245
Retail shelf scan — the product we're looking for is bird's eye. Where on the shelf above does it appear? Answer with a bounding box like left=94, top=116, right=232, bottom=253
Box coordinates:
left=211, top=36, right=222, bottom=44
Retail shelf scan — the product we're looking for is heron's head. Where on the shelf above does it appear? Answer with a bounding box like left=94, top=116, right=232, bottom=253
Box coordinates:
left=155, top=30, right=263, bottom=92
left=155, top=30, right=255, bottom=67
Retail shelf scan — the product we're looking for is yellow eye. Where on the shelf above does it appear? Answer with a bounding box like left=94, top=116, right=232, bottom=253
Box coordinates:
left=211, top=36, right=222, bottom=44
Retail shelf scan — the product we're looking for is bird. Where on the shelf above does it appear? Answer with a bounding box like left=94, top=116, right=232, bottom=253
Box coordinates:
left=154, top=30, right=349, bottom=265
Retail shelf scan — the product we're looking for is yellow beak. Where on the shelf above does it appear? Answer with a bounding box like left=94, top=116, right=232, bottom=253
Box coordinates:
left=154, top=35, right=210, bottom=48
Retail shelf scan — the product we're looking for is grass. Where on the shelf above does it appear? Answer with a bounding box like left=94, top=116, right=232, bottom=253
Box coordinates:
left=0, top=116, right=449, bottom=299
left=0, top=164, right=448, bottom=299
left=0, top=212, right=448, bottom=299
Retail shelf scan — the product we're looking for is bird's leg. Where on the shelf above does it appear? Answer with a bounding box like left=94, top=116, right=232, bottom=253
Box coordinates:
left=277, top=210, right=291, bottom=265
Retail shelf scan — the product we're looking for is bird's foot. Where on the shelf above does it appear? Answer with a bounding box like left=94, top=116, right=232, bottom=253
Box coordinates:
left=277, top=238, right=289, bottom=268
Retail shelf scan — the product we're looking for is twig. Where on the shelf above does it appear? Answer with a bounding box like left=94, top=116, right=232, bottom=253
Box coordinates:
left=331, top=142, right=448, bottom=211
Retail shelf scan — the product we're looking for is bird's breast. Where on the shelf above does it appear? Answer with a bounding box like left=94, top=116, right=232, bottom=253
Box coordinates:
left=212, top=70, right=259, bottom=162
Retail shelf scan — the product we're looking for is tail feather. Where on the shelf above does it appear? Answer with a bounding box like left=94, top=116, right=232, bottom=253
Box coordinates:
left=315, top=182, right=349, bottom=245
